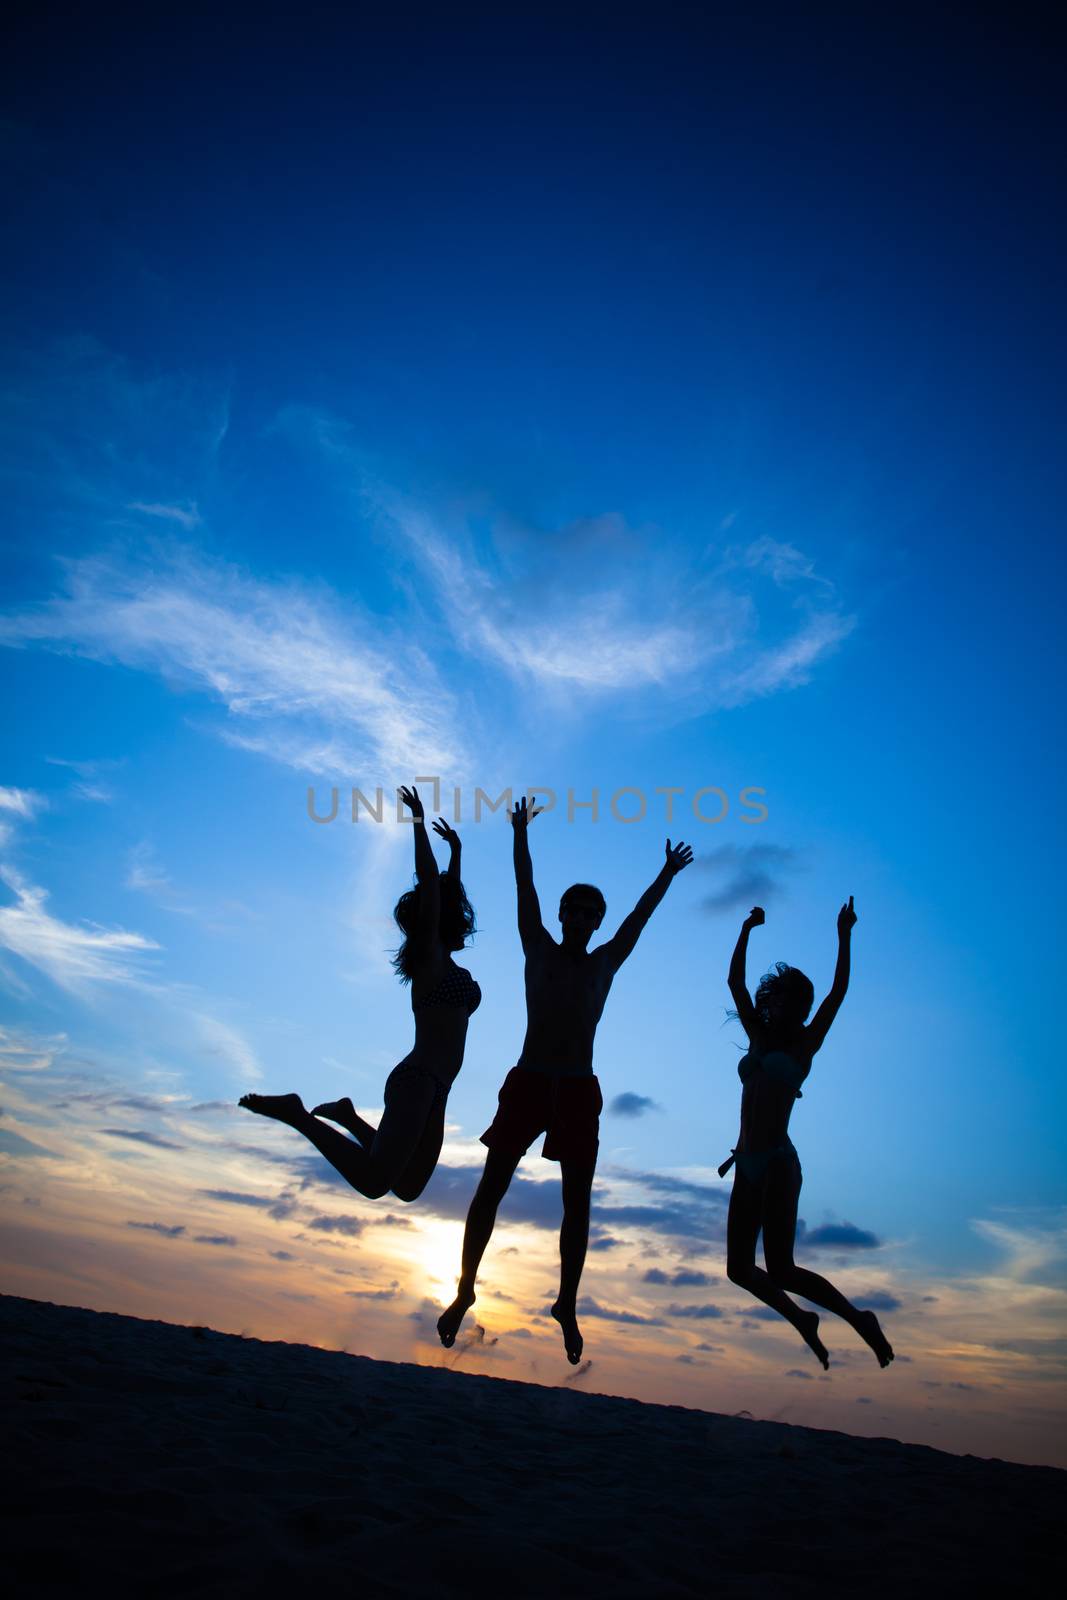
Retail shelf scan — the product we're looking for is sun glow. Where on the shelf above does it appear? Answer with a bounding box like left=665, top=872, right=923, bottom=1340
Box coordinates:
left=404, top=1219, right=466, bottom=1294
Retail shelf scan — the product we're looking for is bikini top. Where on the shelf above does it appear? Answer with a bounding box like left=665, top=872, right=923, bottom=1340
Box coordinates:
left=738, top=1049, right=809, bottom=1099
left=413, top=964, right=482, bottom=1016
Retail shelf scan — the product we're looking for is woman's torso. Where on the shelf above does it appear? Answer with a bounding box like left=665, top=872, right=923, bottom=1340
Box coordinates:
left=737, top=1029, right=812, bottom=1154
left=400, top=955, right=481, bottom=1086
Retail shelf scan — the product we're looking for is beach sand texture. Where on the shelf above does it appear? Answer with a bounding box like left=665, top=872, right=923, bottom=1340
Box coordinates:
left=3, top=1293, right=1062, bottom=1597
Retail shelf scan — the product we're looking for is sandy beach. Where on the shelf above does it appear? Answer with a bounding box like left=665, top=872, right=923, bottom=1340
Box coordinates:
left=2, top=1292, right=1062, bottom=1597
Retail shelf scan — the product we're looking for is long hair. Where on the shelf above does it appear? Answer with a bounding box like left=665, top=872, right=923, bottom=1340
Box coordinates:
left=752, top=961, right=815, bottom=1045
left=391, top=875, right=476, bottom=983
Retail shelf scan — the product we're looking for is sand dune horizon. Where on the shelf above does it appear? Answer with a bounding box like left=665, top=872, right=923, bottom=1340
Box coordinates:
left=3, top=1292, right=1062, bottom=1597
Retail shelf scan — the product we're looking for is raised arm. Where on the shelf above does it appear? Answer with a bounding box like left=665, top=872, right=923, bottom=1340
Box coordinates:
left=511, top=795, right=545, bottom=951
left=805, top=896, right=856, bottom=1054
left=399, top=785, right=439, bottom=941
left=728, top=906, right=764, bottom=1038
left=603, top=839, right=693, bottom=972
left=431, top=816, right=462, bottom=881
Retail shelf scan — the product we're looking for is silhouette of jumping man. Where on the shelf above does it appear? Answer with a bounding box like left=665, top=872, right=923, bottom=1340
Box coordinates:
left=438, top=795, right=693, bottom=1362
left=239, top=786, right=479, bottom=1202
left=722, top=899, right=894, bottom=1369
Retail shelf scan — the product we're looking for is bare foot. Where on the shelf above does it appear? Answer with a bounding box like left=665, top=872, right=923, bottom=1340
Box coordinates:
left=238, top=1092, right=307, bottom=1129
left=796, top=1309, right=830, bottom=1370
left=312, top=1096, right=354, bottom=1120
left=437, top=1286, right=476, bottom=1348
left=311, top=1097, right=376, bottom=1146
left=551, top=1301, right=584, bottom=1365
left=857, top=1309, right=894, bottom=1368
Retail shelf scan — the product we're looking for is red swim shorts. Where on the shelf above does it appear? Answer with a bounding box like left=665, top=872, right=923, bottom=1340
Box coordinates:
left=480, top=1067, right=603, bottom=1165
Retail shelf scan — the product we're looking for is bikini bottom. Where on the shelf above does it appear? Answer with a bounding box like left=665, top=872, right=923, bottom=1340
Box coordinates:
left=718, top=1142, right=800, bottom=1183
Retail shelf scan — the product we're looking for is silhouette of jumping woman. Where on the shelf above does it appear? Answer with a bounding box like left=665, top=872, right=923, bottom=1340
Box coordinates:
left=438, top=795, right=692, bottom=1363
left=722, top=899, right=894, bottom=1370
left=239, top=785, right=479, bottom=1202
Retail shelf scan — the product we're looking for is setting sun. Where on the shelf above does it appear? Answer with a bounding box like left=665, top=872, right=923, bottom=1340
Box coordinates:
left=404, top=1220, right=467, bottom=1295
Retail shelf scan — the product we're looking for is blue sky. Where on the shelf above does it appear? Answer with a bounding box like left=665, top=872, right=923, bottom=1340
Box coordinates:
left=1, top=4, right=1064, bottom=1465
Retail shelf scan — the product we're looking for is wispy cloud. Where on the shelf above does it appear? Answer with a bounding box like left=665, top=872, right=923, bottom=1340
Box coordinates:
left=0, top=1024, right=67, bottom=1073
left=0, top=786, right=45, bottom=848
left=57, top=1089, right=182, bottom=1113
left=375, top=493, right=855, bottom=713
left=2, top=351, right=853, bottom=807
left=0, top=546, right=464, bottom=779
left=194, top=1013, right=261, bottom=1084
left=101, top=1127, right=185, bottom=1151
left=0, top=787, right=43, bottom=819
left=45, top=758, right=120, bottom=805
left=72, top=782, right=114, bottom=804
left=124, top=841, right=199, bottom=918
left=128, top=500, right=202, bottom=529
left=200, top=1188, right=278, bottom=1209
left=716, top=608, right=856, bottom=706
left=283, top=407, right=854, bottom=713
left=0, top=863, right=159, bottom=992
left=386, top=500, right=744, bottom=697
left=722, top=535, right=837, bottom=592
left=0, top=1127, right=61, bottom=1159
left=573, top=1296, right=665, bottom=1327
left=972, top=1214, right=1067, bottom=1284
left=125, top=841, right=173, bottom=897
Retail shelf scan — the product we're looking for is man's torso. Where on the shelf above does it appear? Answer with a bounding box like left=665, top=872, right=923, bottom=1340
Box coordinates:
left=515, top=933, right=616, bottom=1076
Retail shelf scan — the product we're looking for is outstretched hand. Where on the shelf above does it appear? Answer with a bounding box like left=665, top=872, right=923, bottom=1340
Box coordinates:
left=510, top=795, right=542, bottom=831
left=838, top=894, right=857, bottom=933
left=398, top=784, right=424, bottom=821
left=743, top=905, right=765, bottom=929
left=431, top=817, right=460, bottom=847
left=665, top=838, right=694, bottom=876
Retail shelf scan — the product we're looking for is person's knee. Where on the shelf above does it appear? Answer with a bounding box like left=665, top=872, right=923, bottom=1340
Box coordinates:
left=561, top=1175, right=592, bottom=1214
left=764, top=1252, right=795, bottom=1284
left=562, top=1202, right=591, bottom=1224
left=391, top=1177, right=426, bottom=1203
left=476, top=1158, right=518, bottom=1208
left=360, top=1171, right=391, bottom=1201
left=726, top=1254, right=758, bottom=1292
left=560, top=1163, right=595, bottom=1206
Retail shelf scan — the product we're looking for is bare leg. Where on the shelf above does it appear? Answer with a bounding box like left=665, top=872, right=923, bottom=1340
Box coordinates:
left=437, top=1146, right=522, bottom=1347
left=762, top=1161, right=894, bottom=1368
left=239, top=1093, right=393, bottom=1198
left=239, top=1075, right=435, bottom=1201
left=311, top=1097, right=377, bottom=1146
left=551, top=1158, right=594, bottom=1364
left=391, top=1092, right=447, bottom=1203
left=726, top=1165, right=829, bottom=1369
